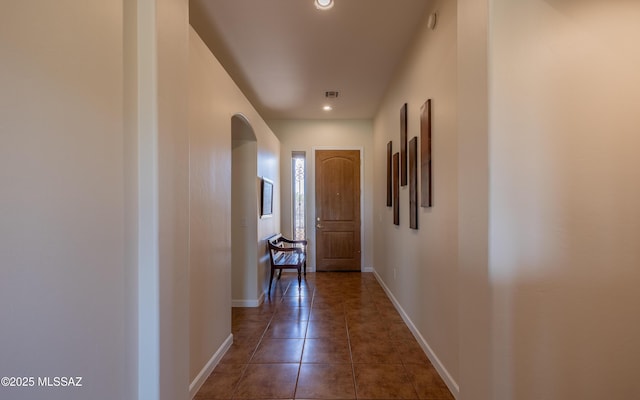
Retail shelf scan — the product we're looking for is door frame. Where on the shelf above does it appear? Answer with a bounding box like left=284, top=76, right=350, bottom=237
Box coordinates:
left=310, top=146, right=364, bottom=272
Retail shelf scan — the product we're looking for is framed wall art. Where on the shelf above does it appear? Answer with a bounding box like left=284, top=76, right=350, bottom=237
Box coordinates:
left=420, top=99, right=432, bottom=207
left=409, top=136, right=418, bottom=229
left=400, top=103, right=408, bottom=186
left=260, top=177, right=273, bottom=218
left=386, top=141, right=392, bottom=207
left=393, top=152, right=400, bottom=225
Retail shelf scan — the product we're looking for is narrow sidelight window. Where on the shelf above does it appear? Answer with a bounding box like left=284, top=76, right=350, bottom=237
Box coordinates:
left=292, top=152, right=306, bottom=240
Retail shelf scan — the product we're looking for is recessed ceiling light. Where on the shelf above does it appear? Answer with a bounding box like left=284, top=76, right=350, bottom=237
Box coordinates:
left=323, top=105, right=333, bottom=111
left=314, top=0, right=334, bottom=10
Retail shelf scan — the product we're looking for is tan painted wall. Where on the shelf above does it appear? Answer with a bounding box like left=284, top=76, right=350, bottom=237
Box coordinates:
left=488, top=1, right=640, bottom=398
left=457, top=0, right=640, bottom=398
left=269, top=119, right=374, bottom=272
left=155, top=1, right=190, bottom=399
left=372, top=0, right=459, bottom=394
left=0, top=1, right=130, bottom=399
left=231, top=139, right=259, bottom=304
left=457, top=0, right=491, bottom=398
left=188, top=27, right=280, bottom=391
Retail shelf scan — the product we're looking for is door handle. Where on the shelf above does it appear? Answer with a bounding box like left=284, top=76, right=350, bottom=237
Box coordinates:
left=316, top=224, right=323, bottom=229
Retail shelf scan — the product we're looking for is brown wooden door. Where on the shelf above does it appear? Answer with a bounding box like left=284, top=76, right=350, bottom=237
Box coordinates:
left=315, top=150, right=361, bottom=271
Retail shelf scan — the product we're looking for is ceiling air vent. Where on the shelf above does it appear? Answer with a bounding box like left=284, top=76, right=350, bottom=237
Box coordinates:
left=325, top=91, right=339, bottom=99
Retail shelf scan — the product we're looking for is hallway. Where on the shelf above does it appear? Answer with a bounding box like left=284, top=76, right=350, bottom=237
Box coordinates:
left=195, top=272, right=454, bottom=399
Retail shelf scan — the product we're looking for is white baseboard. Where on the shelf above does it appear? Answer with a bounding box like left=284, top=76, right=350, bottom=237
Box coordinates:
left=232, top=299, right=259, bottom=307
left=231, top=291, right=265, bottom=308
left=189, top=333, right=234, bottom=399
left=362, top=266, right=374, bottom=272
left=372, top=270, right=460, bottom=399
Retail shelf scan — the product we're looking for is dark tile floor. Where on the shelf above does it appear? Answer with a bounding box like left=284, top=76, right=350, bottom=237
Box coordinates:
left=195, top=272, right=454, bottom=400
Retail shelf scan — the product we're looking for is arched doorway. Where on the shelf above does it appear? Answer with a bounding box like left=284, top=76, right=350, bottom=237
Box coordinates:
left=231, top=114, right=259, bottom=306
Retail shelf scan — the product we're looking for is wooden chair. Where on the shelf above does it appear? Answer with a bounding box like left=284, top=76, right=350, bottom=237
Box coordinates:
left=267, top=234, right=308, bottom=295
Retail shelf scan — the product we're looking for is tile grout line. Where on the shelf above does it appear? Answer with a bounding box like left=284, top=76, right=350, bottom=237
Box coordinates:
left=293, top=283, right=314, bottom=400
left=231, top=281, right=288, bottom=400
left=345, top=299, right=360, bottom=400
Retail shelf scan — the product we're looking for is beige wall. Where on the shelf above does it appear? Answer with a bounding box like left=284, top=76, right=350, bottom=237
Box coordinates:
left=457, top=0, right=491, bottom=398
left=372, top=0, right=459, bottom=395
left=0, top=2, right=129, bottom=399
left=488, top=1, right=640, bottom=399
left=457, top=0, right=640, bottom=398
left=188, top=27, right=280, bottom=395
left=256, top=131, right=281, bottom=296
left=155, top=1, right=190, bottom=399
left=231, top=138, right=259, bottom=304
left=269, top=119, right=374, bottom=272
left=0, top=0, right=192, bottom=398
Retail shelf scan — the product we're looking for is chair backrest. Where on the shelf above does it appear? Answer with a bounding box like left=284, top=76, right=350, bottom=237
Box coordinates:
left=267, top=233, right=305, bottom=256
left=267, top=234, right=284, bottom=262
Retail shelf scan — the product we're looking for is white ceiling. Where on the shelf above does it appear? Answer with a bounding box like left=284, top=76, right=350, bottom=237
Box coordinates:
left=190, top=0, right=432, bottom=120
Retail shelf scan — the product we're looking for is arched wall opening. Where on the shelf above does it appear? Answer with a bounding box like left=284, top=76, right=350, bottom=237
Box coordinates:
left=231, top=114, right=260, bottom=306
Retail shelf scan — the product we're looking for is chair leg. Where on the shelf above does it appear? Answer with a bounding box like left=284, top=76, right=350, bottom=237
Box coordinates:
left=268, top=267, right=274, bottom=296
left=297, top=267, right=301, bottom=285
